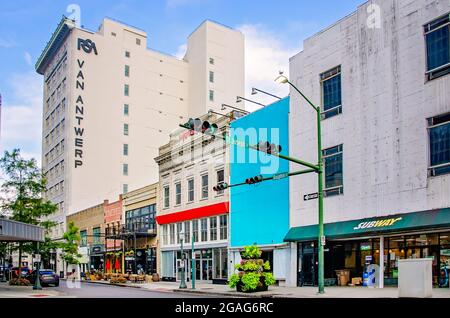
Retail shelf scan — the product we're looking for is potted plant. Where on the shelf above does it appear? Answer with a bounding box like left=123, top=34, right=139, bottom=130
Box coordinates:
left=125, top=250, right=134, bottom=257
left=228, top=245, right=276, bottom=293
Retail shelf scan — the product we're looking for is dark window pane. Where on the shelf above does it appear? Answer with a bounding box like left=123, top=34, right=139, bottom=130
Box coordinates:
left=323, top=74, right=341, bottom=111
left=430, top=123, right=450, bottom=167
left=426, top=26, right=449, bottom=71
left=324, top=153, right=343, bottom=189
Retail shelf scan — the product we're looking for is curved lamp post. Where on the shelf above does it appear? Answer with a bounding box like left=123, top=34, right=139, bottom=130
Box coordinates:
left=275, top=72, right=325, bottom=294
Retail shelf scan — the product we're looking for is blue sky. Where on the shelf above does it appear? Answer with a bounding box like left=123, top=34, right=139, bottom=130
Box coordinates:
left=0, top=0, right=364, bottom=164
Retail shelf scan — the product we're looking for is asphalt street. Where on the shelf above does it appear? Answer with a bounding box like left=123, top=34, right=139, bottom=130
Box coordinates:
left=53, top=281, right=212, bottom=298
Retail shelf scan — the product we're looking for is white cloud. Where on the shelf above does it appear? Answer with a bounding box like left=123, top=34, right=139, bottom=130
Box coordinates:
left=24, top=51, right=33, bottom=66
left=174, top=44, right=187, bottom=59
left=1, top=72, right=43, bottom=167
left=237, top=24, right=300, bottom=112
left=0, top=37, right=16, bottom=48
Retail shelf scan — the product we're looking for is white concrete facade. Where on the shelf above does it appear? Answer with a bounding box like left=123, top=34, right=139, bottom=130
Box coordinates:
left=36, top=17, right=244, bottom=248
left=287, top=0, right=450, bottom=286
left=155, top=113, right=232, bottom=281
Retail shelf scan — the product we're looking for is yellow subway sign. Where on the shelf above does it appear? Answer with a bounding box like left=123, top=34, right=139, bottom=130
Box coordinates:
left=353, top=217, right=403, bottom=231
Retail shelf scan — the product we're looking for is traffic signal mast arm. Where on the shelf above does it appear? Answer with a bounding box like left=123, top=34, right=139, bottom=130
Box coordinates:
left=179, top=123, right=319, bottom=171
left=213, top=168, right=316, bottom=192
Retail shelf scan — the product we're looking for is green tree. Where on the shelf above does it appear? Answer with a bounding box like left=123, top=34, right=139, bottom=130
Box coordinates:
left=61, top=222, right=81, bottom=272
left=0, top=149, right=58, bottom=279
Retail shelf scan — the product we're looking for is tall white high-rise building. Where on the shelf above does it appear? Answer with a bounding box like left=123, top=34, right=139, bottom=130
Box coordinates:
left=35, top=17, right=244, bottom=253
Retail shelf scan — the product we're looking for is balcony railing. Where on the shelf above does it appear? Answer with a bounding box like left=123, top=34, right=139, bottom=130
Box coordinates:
left=105, top=223, right=157, bottom=238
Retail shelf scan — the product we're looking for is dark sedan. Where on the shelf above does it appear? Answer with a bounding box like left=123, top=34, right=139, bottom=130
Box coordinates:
left=27, top=269, right=60, bottom=287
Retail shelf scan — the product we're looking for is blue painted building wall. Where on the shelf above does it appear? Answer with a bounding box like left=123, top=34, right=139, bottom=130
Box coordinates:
left=230, top=97, right=290, bottom=247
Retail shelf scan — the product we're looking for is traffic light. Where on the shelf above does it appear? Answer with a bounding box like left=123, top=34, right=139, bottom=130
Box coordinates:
left=201, top=121, right=219, bottom=135
left=184, top=118, right=218, bottom=136
left=245, top=175, right=264, bottom=185
left=255, top=141, right=282, bottom=155
left=213, top=183, right=229, bottom=192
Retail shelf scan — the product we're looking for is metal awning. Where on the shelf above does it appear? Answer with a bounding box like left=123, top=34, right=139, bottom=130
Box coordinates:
left=0, top=218, right=44, bottom=242
left=284, top=208, right=450, bottom=242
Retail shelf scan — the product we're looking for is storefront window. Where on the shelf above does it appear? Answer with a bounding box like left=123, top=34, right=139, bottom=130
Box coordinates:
left=221, top=249, right=228, bottom=278
left=406, top=234, right=438, bottom=246
left=440, top=232, right=450, bottom=246
left=344, top=242, right=357, bottom=270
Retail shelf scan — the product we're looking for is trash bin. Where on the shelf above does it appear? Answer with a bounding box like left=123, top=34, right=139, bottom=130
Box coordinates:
left=335, top=269, right=350, bottom=286
left=60, top=271, right=64, bottom=279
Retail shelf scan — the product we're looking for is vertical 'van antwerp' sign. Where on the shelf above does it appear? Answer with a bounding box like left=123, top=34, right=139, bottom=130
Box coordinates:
left=74, top=38, right=97, bottom=168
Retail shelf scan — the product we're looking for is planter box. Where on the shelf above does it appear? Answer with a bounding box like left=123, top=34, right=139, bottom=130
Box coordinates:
left=236, top=279, right=269, bottom=293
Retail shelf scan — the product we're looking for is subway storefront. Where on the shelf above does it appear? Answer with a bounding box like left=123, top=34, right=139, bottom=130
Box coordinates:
left=285, top=208, right=450, bottom=287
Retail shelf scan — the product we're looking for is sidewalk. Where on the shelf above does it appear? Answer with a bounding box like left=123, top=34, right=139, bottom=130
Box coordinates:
left=0, top=282, right=66, bottom=298
left=82, top=279, right=450, bottom=298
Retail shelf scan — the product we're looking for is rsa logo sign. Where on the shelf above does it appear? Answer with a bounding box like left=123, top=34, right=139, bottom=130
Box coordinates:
left=77, top=38, right=98, bottom=55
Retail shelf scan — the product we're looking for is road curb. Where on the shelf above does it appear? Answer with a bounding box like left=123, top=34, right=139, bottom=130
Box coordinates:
left=172, top=288, right=276, bottom=298
left=61, top=278, right=143, bottom=289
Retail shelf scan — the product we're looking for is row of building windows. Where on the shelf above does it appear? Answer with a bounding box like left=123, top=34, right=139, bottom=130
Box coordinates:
left=45, top=99, right=66, bottom=132
left=209, top=57, right=215, bottom=102
left=46, top=77, right=67, bottom=114
left=161, top=215, right=228, bottom=246
left=163, top=169, right=225, bottom=209
left=44, top=119, right=65, bottom=150
left=46, top=180, right=65, bottom=199
left=45, top=49, right=68, bottom=96
left=80, top=227, right=102, bottom=247
left=125, top=204, right=156, bottom=233
left=46, top=159, right=65, bottom=183
left=321, top=112, right=450, bottom=197
left=44, top=139, right=65, bottom=166
left=318, top=14, right=450, bottom=120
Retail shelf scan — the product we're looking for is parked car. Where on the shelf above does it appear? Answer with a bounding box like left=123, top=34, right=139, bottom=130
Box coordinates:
left=26, top=269, right=60, bottom=287
left=11, top=267, right=32, bottom=278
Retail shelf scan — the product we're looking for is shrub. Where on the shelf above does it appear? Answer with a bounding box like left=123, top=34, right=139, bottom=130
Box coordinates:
left=9, top=278, right=31, bottom=286
left=241, top=245, right=262, bottom=259
left=262, top=272, right=276, bottom=286
left=240, top=272, right=261, bottom=292
left=229, top=245, right=276, bottom=292
left=110, top=276, right=127, bottom=284
left=241, top=260, right=261, bottom=272
left=228, top=274, right=240, bottom=288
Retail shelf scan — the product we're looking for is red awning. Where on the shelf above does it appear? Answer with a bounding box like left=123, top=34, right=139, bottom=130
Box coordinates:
left=156, top=202, right=229, bottom=225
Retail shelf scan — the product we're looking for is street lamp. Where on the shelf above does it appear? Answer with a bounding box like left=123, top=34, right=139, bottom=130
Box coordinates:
left=236, top=96, right=266, bottom=108
left=221, top=103, right=250, bottom=114
left=251, top=87, right=282, bottom=100
left=179, top=229, right=187, bottom=289
left=275, top=71, right=325, bottom=294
